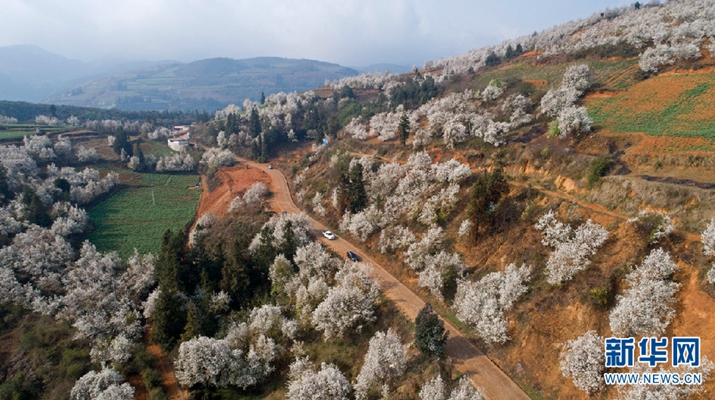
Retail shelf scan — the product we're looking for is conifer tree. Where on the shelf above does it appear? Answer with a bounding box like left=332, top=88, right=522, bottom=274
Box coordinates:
left=415, top=304, right=448, bottom=357
left=505, top=45, right=515, bottom=59
left=226, top=113, right=236, bottom=135
left=180, top=302, right=202, bottom=342
left=249, top=107, right=262, bottom=138
left=112, top=127, right=132, bottom=156
left=220, top=226, right=252, bottom=305
left=398, top=112, right=410, bottom=146
left=151, top=288, right=188, bottom=350
left=468, top=165, right=509, bottom=243
left=0, top=164, right=10, bottom=205
left=348, top=163, right=368, bottom=213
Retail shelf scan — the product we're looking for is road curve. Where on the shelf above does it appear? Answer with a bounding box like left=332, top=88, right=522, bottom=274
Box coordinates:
left=239, top=158, right=530, bottom=400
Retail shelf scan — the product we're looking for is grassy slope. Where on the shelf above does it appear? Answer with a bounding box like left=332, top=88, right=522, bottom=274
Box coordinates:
left=474, top=56, right=715, bottom=140
left=0, top=305, right=91, bottom=400
left=274, top=53, right=715, bottom=398
left=587, top=70, right=715, bottom=138
left=86, top=172, right=200, bottom=259
left=471, top=58, right=638, bottom=91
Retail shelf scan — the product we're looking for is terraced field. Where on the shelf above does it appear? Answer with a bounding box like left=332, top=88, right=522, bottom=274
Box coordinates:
left=0, top=124, right=70, bottom=141
left=471, top=58, right=639, bottom=90
left=587, top=70, right=715, bottom=138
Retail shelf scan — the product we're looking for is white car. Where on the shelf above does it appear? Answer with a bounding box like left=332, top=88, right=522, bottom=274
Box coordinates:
left=322, top=230, right=336, bottom=240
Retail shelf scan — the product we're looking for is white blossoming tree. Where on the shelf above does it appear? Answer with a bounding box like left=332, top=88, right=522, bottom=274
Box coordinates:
left=286, top=357, right=351, bottom=400
left=453, top=263, right=531, bottom=344
left=312, top=262, right=380, bottom=340
left=535, top=211, right=609, bottom=285
left=354, top=329, right=408, bottom=400
left=70, top=368, right=134, bottom=400
left=559, top=330, right=605, bottom=395
left=609, top=248, right=679, bottom=337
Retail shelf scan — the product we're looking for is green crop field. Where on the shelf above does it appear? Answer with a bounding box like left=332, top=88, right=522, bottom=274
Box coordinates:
left=587, top=72, right=715, bottom=138
left=471, top=58, right=639, bottom=91
left=86, top=172, right=200, bottom=259
left=0, top=131, right=36, bottom=140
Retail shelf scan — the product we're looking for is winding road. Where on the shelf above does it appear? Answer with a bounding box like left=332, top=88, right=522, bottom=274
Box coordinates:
left=239, top=158, right=530, bottom=400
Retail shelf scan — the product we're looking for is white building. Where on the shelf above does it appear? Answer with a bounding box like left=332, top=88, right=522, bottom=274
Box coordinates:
left=168, top=138, right=190, bottom=152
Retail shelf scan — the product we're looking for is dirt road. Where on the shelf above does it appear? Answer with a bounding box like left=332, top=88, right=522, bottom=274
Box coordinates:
left=239, top=158, right=530, bottom=400
left=145, top=325, right=186, bottom=400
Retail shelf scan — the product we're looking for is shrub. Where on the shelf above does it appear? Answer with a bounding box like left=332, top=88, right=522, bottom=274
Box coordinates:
left=587, top=155, right=611, bottom=188
left=627, top=210, right=675, bottom=244
left=148, top=388, right=169, bottom=400
left=548, top=121, right=561, bottom=137
left=589, top=287, right=611, bottom=308
left=142, top=369, right=161, bottom=390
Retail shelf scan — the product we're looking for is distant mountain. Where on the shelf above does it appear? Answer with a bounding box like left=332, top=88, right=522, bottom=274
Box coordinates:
left=46, top=57, right=360, bottom=112
left=0, top=45, right=168, bottom=103
left=354, top=63, right=413, bottom=74
left=0, top=45, right=88, bottom=102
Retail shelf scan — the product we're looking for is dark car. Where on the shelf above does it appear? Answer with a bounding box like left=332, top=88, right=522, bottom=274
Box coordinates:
left=346, top=251, right=360, bottom=262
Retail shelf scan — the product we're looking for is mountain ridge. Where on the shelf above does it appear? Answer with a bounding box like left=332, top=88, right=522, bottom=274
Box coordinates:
left=43, top=55, right=359, bottom=112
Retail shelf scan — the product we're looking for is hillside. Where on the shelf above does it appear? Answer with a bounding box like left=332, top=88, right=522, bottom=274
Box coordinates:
left=45, top=57, right=360, bottom=112
left=5, top=1, right=715, bottom=400
left=0, top=45, right=168, bottom=103
left=187, top=1, right=715, bottom=398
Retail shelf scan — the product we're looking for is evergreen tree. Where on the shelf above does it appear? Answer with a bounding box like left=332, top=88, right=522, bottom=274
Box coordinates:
left=420, top=76, right=438, bottom=105
left=180, top=302, right=202, bottom=342
left=151, top=288, right=187, bottom=350
left=348, top=163, right=368, bottom=213
left=270, top=255, right=294, bottom=306
left=415, top=304, right=448, bottom=357
left=260, top=132, right=268, bottom=163
left=337, top=170, right=350, bottom=214
left=54, top=178, right=71, bottom=202
left=226, top=113, right=236, bottom=135
left=155, top=230, right=195, bottom=294
left=485, top=51, right=501, bottom=67
left=279, top=220, right=298, bottom=261
left=487, top=165, right=509, bottom=207
left=220, top=226, right=252, bottom=306
left=505, top=45, right=515, bottom=59
left=112, top=127, right=133, bottom=157
left=326, top=116, right=340, bottom=138
left=515, top=43, right=524, bottom=56
left=251, top=135, right=261, bottom=159
left=0, top=164, right=11, bottom=205
left=132, top=143, right=145, bottom=170
left=260, top=92, right=266, bottom=105
left=468, top=165, right=509, bottom=243
left=468, top=174, right=488, bottom=242
left=204, top=244, right=225, bottom=291
left=21, top=187, right=51, bottom=227
left=252, top=227, right=276, bottom=289
left=398, top=112, right=410, bottom=146
left=340, top=85, right=355, bottom=99
left=249, top=107, right=262, bottom=138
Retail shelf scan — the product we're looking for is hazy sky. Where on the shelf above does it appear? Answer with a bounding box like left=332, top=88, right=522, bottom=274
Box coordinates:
left=2, top=0, right=633, bottom=67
